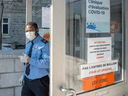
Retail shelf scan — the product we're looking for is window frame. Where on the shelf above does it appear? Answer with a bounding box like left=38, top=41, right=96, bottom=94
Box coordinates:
left=2, top=17, right=10, bottom=35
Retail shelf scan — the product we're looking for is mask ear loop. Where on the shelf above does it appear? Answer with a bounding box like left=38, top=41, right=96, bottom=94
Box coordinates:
left=35, top=29, right=38, bottom=36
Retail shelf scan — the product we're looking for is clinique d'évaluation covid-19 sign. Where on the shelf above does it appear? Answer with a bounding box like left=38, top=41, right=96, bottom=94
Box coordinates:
left=86, top=0, right=110, bottom=33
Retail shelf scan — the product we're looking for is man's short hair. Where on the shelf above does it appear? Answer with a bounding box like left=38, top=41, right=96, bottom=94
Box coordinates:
left=26, top=22, right=38, bottom=31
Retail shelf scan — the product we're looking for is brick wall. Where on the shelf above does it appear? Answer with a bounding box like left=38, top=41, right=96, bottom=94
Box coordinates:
left=0, top=58, right=25, bottom=96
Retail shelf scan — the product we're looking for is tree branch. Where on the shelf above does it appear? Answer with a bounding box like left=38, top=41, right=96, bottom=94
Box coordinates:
left=0, top=0, right=4, bottom=50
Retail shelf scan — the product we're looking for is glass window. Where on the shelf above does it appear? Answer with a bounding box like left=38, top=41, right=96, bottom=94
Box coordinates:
left=17, top=0, right=22, bottom=2
left=3, top=24, right=8, bottom=34
left=2, top=18, right=9, bottom=35
left=32, top=0, right=50, bottom=38
left=3, top=18, right=8, bottom=23
left=66, top=0, right=124, bottom=93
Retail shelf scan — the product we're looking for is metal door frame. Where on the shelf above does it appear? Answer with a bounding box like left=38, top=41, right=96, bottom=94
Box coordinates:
left=50, top=0, right=66, bottom=96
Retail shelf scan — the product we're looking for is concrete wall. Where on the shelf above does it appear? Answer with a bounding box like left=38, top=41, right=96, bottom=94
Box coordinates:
left=0, top=58, right=25, bottom=96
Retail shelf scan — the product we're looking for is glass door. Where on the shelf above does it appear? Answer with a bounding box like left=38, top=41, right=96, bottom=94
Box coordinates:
left=50, top=0, right=128, bottom=96
left=66, top=0, right=124, bottom=94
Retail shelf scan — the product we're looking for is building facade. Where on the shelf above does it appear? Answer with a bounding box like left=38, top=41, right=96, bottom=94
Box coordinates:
left=1, top=0, right=26, bottom=50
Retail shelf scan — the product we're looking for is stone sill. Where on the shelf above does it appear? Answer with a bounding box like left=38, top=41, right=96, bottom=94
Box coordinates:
left=0, top=49, right=25, bottom=59
left=2, top=35, right=12, bottom=38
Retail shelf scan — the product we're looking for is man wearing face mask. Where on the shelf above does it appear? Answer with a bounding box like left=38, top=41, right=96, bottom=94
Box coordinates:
left=19, top=22, right=49, bottom=96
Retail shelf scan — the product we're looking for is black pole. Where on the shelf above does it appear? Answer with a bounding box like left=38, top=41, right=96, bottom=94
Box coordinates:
left=0, top=0, right=4, bottom=50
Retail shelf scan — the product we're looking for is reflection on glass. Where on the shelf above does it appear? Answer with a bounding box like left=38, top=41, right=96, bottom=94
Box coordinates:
left=66, top=0, right=124, bottom=93
left=1, top=1, right=26, bottom=50
left=32, top=0, right=50, bottom=38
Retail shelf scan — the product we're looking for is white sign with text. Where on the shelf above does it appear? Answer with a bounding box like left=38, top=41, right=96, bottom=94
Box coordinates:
left=86, top=37, right=111, bottom=63
left=42, top=7, right=50, bottom=28
left=86, top=0, right=110, bottom=33
left=81, top=60, right=118, bottom=78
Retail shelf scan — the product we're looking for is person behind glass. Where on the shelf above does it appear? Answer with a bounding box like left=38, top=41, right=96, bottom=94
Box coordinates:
left=19, top=22, right=50, bottom=96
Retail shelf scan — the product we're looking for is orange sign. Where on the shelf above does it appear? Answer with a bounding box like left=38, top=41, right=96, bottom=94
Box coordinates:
left=83, top=72, right=114, bottom=92
left=43, top=33, right=50, bottom=40
left=110, top=21, right=119, bottom=34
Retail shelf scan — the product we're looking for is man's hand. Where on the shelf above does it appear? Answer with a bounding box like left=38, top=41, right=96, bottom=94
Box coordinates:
left=27, top=57, right=30, bottom=63
left=19, top=75, right=25, bottom=85
left=19, top=53, right=29, bottom=63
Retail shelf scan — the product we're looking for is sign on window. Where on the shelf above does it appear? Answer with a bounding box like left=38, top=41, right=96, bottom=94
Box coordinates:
left=86, top=0, right=110, bottom=33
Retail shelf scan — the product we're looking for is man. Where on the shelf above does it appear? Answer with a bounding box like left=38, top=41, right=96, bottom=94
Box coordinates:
left=19, top=22, right=50, bottom=96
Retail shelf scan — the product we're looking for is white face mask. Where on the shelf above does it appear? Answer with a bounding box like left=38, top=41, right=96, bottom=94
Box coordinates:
left=25, top=31, right=36, bottom=40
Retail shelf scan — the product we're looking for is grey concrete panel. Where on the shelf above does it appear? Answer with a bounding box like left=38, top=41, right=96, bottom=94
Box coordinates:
left=0, top=88, right=14, bottom=96
left=15, top=59, right=25, bottom=72
left=0, top=59, right=14, bottom=73
left=0, top=72, right=22, bottom=88
left=15, top=86, right=22, bottom=96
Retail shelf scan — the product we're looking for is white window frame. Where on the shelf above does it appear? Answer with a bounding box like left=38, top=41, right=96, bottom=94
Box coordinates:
left=2, top=17, right=10, bottom=35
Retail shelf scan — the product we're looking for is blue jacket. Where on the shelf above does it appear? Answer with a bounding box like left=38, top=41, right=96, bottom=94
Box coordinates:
left=22, top=35, right=50, bottom=80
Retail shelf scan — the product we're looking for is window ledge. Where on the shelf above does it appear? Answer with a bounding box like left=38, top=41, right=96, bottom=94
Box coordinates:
left=2, top=35, right=12, bottom=38
left=0, top=49, right=25, bottom=59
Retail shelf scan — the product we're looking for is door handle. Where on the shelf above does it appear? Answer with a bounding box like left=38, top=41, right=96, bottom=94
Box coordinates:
left=60, top=86, right=76, bottom=96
